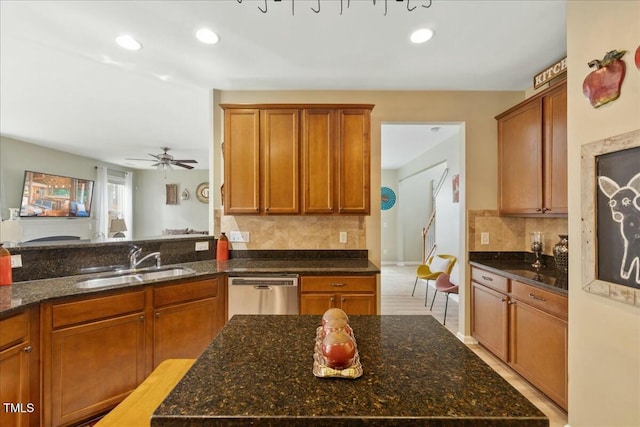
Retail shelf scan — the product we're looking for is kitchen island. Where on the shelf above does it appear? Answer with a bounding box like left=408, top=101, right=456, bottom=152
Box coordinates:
left=152, top=315, right=548, bottom=426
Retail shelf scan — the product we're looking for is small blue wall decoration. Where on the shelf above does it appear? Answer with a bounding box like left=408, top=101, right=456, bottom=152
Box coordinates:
left=381, top=187, right=396, bottom=210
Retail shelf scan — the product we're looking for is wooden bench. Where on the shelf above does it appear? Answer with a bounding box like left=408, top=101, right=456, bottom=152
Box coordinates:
left=95, top=359, right=195, bottom=427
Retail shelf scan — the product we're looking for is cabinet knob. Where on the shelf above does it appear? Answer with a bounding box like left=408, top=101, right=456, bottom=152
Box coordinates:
left=139, top=315, right=145, bottom=322
left=341, top=297, right=346, bottom=303
left=508, top=300, right=516, bottom=305
left=155, top=312, right=161, bottom=318
left=536, top=208, right=542, bottom=212
left=330, top=296, right=335, bottom=302
left=501, top=298, right=507, bottom=302
left=265, top=207, right=270, bottom=212
left=23, top=345, right=32, bottom=353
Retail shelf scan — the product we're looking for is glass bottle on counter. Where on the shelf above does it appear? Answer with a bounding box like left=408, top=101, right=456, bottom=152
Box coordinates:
left=0, top=244, right=12, bottom=285
left=216, top=232, right=229, bottom=261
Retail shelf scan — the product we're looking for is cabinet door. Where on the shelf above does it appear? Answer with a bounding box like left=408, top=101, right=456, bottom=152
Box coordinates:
left=471, top=282, right=509, bottom=361
left=338, top=294, right=376, bottom=315
left=498, top=100, right=543, bottom=215
left=543, top=82, right=568, bottom=214
left=509, top=300, right=568, bottom=410
left=224, top=109, right=261, bottom=214
left=337, top=109, right=370, bottom=214
left=0, top=342, right=32, bottom=427
left=302, top=109, right=335, bottom=213
left=261, top=109, right=300, bottom=214
left=153, top=298, right=218, bottom=368
left=300, top=294, right=336, bottom=314
left=50, top=313, right=146, bottom=426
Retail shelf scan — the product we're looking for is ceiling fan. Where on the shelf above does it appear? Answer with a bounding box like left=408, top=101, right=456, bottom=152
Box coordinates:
left=126, top=147, right=198, bottom=170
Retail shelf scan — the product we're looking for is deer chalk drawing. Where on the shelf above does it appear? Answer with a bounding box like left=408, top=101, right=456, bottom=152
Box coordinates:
left=598, top=172, right=640, bottom=285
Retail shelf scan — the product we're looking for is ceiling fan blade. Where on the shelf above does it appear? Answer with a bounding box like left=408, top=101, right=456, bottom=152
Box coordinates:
left=150, top=162, right=162, bottom=167
left=125, top=158, right=156, bottom=161
left=174, top=162, right=194, bottom=169
left=171, top=159, right=198, bottom=163
left=149, top=153, right=162, bottom=160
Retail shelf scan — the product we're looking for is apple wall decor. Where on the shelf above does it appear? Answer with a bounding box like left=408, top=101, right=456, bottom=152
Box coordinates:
left=583, top=49, right=627, bottom=108
left=635, top=45, right=640, bottom=70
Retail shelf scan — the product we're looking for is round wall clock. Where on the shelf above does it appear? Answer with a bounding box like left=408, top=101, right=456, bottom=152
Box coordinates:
left=196, top=182, right=210, bottom=203
left=381, top=186, right=396, bottom=210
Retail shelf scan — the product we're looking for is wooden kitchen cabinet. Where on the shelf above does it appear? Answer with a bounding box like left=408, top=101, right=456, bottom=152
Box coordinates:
left=470, top=266, right=568, bottom=411
left=300, top=275, right=377, bottom=315
left=0, top=308, right=39, bottom=427
left=497, top=80, right=567, bottom=216
left=223, top=104, right=373, bottom=216
left=509, top=280, right=568, bottom=410
left=42, top=290, right=148, bottom=427
left=222, top=107, right=299, bottom=214
left=152, top=277, right=224, bottom=367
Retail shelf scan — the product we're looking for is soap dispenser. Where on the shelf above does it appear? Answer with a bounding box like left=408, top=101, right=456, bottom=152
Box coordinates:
left=217, top=232, right=229, bottom=261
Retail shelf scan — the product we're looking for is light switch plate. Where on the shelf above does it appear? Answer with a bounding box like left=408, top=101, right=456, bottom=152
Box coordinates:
left=195, top=241, right=209, bottom=251
left=11, top=254, right=22, bottom=268
left=480, top=232, right=490, bottom=245
left=339, top=231, right=347, bottom=243
left=229, top=231, right=250, bottom=243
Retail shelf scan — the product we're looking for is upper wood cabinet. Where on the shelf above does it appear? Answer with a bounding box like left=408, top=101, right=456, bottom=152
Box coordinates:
left=222, top=104, right=373, bottom=216
left=496, top=80, right=567, bottom=216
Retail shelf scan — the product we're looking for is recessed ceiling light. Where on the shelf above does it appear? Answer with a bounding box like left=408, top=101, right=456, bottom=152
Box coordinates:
left=195, top=28, right=219, bottom=44
left=410, top=28, right=434, bottom=44
left=116, top=35, right=142, bottom=51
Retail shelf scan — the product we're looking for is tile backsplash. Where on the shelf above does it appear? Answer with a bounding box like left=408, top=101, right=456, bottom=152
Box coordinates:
left=468, top=210, right=568, bottom=255
left=216, top=210, right=366, bottom=250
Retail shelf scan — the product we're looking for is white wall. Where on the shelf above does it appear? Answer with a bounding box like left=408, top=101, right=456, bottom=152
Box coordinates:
left=567, top=2, right=640, bottom=426
left=398, top=132, right=461, bottom=261
left=133, top=169, right=210, bottom=239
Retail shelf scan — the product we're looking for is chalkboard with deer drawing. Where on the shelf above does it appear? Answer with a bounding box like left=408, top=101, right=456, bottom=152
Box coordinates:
left=597, top=146, right=640, bottom=289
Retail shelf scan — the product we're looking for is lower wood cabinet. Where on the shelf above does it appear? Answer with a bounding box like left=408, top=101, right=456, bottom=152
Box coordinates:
left=300, top=275, right=377, bottom=315
left=0, top=308, right=39, bottom=427
left=41, top=275, right=226, bottom=426
left=471, top=266, right=568, bottom=411
left=43, top=290, right=148, bottom=427
left=152, top=278, right=224, bottom=368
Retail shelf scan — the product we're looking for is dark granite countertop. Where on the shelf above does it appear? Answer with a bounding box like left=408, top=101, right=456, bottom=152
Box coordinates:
left=469, top=252, right=567, bottom=296
left=151, top=315, right=548, bottom=427
left=0, top=258, right=379, bottom=319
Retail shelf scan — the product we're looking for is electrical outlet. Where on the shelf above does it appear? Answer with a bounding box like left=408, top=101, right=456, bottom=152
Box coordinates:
left=339, top=231, right=347, bottom=243
left=481, top=232, right=490, bottom=245
left=10, top=254, right=22, bottom=268
left=229, top=231, right=250, bottom=243
left=195, top=241, right=209, bottom=251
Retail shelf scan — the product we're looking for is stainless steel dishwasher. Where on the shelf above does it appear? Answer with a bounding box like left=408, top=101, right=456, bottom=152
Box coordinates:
left=227, top=275, right=299, bottom=319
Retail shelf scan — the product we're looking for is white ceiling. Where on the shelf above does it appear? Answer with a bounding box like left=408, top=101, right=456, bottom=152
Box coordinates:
left=0, top=0, right=566, bottom=170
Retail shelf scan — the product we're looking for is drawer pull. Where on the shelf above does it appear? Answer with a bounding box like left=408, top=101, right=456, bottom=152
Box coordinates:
left=23, top=345, right=32, bottom=353
left=528, top=293, right=547, bottom=302
left=481, top=275, right=493, bottom=281
left=330, top=283, right=346, bottom=287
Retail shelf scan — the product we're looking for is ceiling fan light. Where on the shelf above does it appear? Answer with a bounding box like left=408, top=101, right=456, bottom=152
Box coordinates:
left=116, top=35, right=143, bottom=51
left=410, top=28, right=434, bottom=44
left=195, top=28, right=219, bottom=45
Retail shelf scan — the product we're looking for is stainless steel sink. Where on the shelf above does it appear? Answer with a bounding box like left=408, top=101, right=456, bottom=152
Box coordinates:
left=139, top=267, right=196, bottom=281
left=76, top=274, right=143, bottom=289
left=76, top=266, right=197, bottom=289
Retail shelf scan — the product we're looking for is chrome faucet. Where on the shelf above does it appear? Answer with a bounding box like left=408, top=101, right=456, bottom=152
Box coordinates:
left=128, top=246, right=162, bottom=269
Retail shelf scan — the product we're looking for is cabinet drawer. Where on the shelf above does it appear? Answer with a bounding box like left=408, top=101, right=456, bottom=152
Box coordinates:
left=52, top=290, right=146, bottom=329
left=154, top=278, right=218, bottom=308
left=471, top=267, right=509, bottom=293
left=0, top=310, right=29, bottom=350
left=301, top=276, right=375, bottom=293
left=510, top=280, right=567, bottom=320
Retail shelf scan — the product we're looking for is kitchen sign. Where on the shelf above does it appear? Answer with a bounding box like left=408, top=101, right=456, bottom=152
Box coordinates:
left=534, top=57, right=567, bottom=89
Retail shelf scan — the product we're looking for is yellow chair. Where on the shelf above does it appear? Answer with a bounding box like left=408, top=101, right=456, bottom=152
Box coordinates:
left=411, top=255, right=457, bottom=306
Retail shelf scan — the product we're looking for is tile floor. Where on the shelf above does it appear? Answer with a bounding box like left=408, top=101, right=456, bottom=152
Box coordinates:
left=380, top=263, right=568, bottom=427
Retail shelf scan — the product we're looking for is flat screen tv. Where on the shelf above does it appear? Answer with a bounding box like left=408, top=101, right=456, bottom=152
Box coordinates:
left=19, top=170, right=95, bottom=218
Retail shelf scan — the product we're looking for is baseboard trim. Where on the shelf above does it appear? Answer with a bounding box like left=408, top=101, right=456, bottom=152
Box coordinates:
left=457, top=332, right=478, bottom=344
